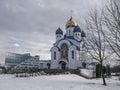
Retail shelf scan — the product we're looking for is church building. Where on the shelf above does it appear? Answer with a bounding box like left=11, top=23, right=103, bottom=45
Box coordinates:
left=50, top=16, right=87, bottom=69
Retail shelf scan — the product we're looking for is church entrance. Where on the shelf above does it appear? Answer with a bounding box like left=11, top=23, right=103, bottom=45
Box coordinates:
left=61, top=63, right=66, bottom=70
left=59, top=43, right=68, bottom=70
left=59, top=61, right=66, bottom=70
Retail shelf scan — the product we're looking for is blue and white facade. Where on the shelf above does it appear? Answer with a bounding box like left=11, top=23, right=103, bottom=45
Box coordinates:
left=51, top=17, right=87, bottom=69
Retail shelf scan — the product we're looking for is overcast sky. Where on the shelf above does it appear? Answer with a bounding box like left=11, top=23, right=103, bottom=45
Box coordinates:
left=0, top=0, right=105, bottom=64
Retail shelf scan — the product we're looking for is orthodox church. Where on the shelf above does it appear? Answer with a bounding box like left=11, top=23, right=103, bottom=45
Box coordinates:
left=50, top=16, right=87, bottom=69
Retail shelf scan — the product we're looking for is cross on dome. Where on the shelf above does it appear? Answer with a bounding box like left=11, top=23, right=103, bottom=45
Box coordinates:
left=70, top=10, right=74, bottom=17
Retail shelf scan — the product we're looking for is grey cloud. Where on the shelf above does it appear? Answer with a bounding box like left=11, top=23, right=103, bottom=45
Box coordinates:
left=0, top=0, right=104, bottom=64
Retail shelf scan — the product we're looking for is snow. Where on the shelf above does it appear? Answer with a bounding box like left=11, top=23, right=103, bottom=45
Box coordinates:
left=0, top=74, right=119, bottom=90
left=81, top=69, right=91, bottom=75
left=80, top=69, right=95, bottom=78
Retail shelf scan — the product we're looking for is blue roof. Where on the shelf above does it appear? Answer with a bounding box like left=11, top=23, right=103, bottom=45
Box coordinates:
left=73, top=26, right=81, bottom=32
left=56, top=27, right=63, bottom=34
left=65, top=36, right=74, bottom=39
left=81, top=31, right=86, bottom=37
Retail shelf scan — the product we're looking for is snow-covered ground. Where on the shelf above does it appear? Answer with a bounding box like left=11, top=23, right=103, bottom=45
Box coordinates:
left=0, top=74, right=119, bottom=90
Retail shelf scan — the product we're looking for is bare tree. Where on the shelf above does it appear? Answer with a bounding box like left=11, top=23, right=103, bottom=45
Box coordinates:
left=85, top=9, right=111, bottom=85
left=103, top=0, right=120, bottom=58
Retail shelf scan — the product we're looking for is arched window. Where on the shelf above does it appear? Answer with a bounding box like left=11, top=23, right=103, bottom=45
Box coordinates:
left=54, top=52, right=56, bottom=60
left=72, top=50, right=74, bottom=59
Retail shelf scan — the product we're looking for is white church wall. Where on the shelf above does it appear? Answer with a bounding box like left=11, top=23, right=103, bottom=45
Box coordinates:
left=51, top=60, right=59, bottom=69
left=76, top=51, right=80, bottom=61
left=76, top=60, right=83, bottom=68
left=51, top=47, right=59, bottom=60
left=56, top=34, right=63, bottom=41
left=66, top=27, right=74, bottom=36
left=68, top=46, right=77, bottom=69
left=74, top=32, right=81, bottom=41
left=51, top=47, right=60, bottom=69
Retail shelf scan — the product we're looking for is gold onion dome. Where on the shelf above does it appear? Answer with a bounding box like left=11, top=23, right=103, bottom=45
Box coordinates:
left=66, top=16, right=78, bottom=28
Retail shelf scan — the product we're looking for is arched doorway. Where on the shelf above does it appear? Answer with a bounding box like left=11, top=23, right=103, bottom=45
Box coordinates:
left=59, top=61, right=66, bottom=70
left=60, top=43, right=68, bottom=60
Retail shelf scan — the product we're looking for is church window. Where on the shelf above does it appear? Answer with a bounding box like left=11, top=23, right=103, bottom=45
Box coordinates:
left=72, top=51, right=74, bottom=59
left=54, top=52, right=56, bottom=60
left=76, top=33, right=77, bottom=36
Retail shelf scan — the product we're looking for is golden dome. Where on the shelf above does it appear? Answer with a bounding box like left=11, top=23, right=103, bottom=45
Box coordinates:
left=66, top=16, right=78, bottom=28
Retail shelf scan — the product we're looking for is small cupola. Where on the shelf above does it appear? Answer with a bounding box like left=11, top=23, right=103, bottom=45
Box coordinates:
left=56, top=27, right=63, bottom=41
left=56, top=27, right=63, bottom=35
left=73, top=26, right=81, bottom=33
left=81, top=31, right=86, bottom=37
left=73, top=26, right=81, bottom=41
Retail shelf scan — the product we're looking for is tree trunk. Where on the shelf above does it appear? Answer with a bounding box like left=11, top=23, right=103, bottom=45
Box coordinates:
left=101, top=62, right=107, bottom=85
left=102, top=71, right=107, bottom=85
